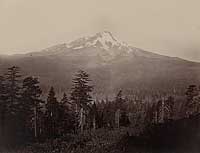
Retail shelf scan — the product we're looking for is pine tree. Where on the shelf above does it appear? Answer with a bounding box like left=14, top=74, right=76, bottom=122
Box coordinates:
left=5, top=66, right=21, bottom=115
left=115, top=90, right=124, bottom=109
left=164, top=96, right=175, bottom=120
left=3, top=66, right=22, bottom=144
left=103, top=101, right=115, bottom=128
left=185, top=85, right=199, bottom=117
left=71, top=70, right=93, bottom=109
left=186, top=85, right=198, bottom=101
left=45, top=87, right=60, bottom=138
left=71, top=70, right=93, bottom=132
left=21, top=76, right=43, bottom=140
left=58, top=93, right=74, bottom=135
left=115, top=90, right=126, bottom=127
left=61, top=93, right=69, bottom=105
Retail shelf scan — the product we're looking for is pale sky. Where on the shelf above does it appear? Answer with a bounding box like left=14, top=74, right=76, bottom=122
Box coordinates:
left=0, top=0, right=200, bottom=61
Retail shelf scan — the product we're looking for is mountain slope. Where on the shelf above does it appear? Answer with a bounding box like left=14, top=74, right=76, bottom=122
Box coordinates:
left=0, top=31, right=199, bottom=97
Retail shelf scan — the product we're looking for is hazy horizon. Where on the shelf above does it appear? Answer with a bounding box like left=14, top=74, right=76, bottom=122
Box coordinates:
left=0, top=0, right=200, bottom=62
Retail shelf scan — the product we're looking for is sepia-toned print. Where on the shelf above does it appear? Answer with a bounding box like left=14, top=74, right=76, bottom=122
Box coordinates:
left=0, top=0, right=200, bottom=153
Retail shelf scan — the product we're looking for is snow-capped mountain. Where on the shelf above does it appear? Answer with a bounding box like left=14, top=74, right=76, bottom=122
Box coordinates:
left=67, top=31, right=132, bottom=52
left=30, top=31, right=164, bottom=61
left=0, top=31, right=200, bottom=97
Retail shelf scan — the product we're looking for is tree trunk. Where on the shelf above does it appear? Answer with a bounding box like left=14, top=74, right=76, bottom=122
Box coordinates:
left=115, top=109, right=120, bottom=128
left=160, top=97, right=165, bottom=123
left=34, top=106, right=37, bottom=139
left=80, top=107, right=84, bottom=133
left=93, top=115, right=96, bottom=131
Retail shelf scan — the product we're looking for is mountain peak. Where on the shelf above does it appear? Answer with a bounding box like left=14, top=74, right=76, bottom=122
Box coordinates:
left=67, top=31, right=130, bottom=51
left=94, top=31, right=117, bottom=42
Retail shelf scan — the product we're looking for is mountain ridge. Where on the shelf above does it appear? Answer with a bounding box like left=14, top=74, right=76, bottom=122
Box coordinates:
left=1, top=31, right=199, bottom=63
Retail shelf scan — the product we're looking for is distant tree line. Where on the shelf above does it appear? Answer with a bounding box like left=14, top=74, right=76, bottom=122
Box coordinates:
left=0, top=66, right=199, bottom=146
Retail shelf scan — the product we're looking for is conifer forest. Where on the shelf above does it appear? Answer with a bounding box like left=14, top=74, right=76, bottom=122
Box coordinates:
left=0, top=65, right=200, bottom=153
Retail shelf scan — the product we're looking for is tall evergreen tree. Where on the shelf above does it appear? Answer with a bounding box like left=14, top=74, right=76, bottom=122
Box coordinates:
left=115, top=90, right=124, bottom=109
left=59, top=93, right=69, bottom=134
left=71, top=70, right=93, bottom=109
left=185, top=85, right=199, bottom=116
left=115, top=90, right=129, bottom=127
left=5, top=66, right=21, bottom=115
left=45, top=87, right=59, bottom=138
left=58, top=93, right=75, bottom=135
left=21, top=76, right=43, bottom=140
left=71, top=70, right=93, bottom=132
left=3, top=66, right=22, bottom=144
left=164, top=96, right=175, bottom=120
left=186, top=85, right=198, bottom=102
